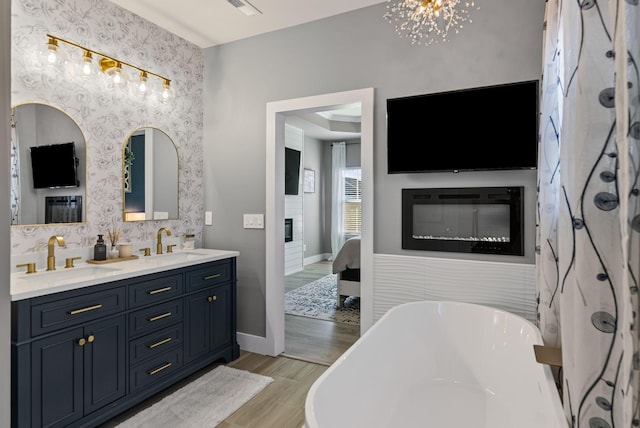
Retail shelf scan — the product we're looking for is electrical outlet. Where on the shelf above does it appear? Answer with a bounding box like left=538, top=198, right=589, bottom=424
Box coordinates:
left=205, top=211, right=212, bottom=225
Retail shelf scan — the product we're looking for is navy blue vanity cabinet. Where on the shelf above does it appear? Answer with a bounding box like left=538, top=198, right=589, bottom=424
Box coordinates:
left=184, top=258, right=239, bottom=364
left=12, top=284, right=127, bottom=428
left=31, top=315, right=127, bottom=428
left=12, top=255, right=239, bottom=428
left=184, top=283, right=233, bottom=362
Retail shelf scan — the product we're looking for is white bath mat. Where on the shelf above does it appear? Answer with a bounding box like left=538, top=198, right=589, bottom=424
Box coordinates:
left=114, top=365, right=273, bottom=427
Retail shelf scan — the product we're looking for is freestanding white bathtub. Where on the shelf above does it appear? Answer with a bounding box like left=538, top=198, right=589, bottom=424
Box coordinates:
left=305, top=301, right=567, bottom=427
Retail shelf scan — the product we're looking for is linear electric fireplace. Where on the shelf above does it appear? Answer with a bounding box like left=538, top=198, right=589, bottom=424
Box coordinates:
left=402, top=187, right=524, bottom=256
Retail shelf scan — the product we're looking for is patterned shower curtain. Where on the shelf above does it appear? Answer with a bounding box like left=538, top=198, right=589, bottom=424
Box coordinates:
left=536, top=0, right=640, bottom=426
left=10, top=107, right=21, bottom=225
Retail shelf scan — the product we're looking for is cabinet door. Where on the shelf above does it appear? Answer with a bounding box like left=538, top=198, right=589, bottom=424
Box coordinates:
left=31, top=327, right=84, bottom=428
left=184, top=289, right=211, bottom=363
left=83, top=315, right=126, bottom=414
left=184, top=284, right=232, bottom=363
left=210, top=283, right=232, bottom=353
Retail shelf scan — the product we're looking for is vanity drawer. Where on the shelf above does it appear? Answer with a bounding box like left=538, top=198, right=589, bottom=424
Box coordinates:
left=186, top=260, right=232, bottom=291
left=31, top=287, right=126, bottom=336
left=130, top=348, right=183, bottom=392
left=128, top=298, right=183, bottom=337
left=129, top=322, right=183, bottom=365
left=128, top=273, right=183, bottom=309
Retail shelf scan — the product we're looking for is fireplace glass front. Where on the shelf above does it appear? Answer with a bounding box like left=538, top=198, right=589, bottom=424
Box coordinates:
left=402, top=187, right=524, bottom=256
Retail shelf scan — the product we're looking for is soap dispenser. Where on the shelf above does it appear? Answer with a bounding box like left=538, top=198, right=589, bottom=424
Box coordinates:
left=94, top=234, right=107, bottom=261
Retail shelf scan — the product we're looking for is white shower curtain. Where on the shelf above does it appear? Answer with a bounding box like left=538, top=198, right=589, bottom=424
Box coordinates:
left=536, top=1, right=640, bottom=426
left=331, top=142, right=346, bottom=260
left=10, top=107, right=21, bottom=225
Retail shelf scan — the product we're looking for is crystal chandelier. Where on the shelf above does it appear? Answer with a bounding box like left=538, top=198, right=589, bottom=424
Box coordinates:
left=384, top=0, right=479, bottom=45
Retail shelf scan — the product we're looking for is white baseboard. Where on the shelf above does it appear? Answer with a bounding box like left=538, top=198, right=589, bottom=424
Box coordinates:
left=237, top=332, right=274, bottom=356
left=304, top=253, right=330, bottom=266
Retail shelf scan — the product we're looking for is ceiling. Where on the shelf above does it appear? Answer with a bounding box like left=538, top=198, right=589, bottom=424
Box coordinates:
left=109, top=0, right=386, bottom=48
left=109, top=0, right=374, bottom=140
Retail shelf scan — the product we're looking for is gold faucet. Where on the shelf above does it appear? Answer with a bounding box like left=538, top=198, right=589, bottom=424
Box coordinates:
left=156, top=227, right=172, bottom=254
left=47, top=235, right=65, bottom=271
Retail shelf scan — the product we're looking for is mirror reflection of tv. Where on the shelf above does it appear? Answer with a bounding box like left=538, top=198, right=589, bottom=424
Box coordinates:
left=30, top=142, right=80, bottom=189
left=285, top=147, right=301, bottom=195
left=387, top=80, right=539, bottom=173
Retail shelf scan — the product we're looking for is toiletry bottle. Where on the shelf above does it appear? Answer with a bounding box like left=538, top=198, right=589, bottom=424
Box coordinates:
left=94, top=234, right=107, bottom=261
left=183, top=234, right=195, bottom=250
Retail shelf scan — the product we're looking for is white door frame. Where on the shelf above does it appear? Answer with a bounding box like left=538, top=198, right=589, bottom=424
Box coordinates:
left=264, top=88, right=374, bottom=356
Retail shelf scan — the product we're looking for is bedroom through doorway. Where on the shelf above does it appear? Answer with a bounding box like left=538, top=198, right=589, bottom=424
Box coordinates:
left=281, top=105, right=363, bottom=366
left=265, top=87, right=374, bottom=358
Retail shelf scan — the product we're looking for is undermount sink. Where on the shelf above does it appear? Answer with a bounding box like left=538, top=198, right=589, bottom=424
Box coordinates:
left=16, top=265, right=122, bottom=283
left=142, top=250, right=210, bottom=264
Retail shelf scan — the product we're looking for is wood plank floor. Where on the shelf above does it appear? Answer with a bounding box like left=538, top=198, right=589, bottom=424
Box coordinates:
left=284, top=260, right=360, bottom=366
left=220, top=351, right=327, bottom=428
left=103, top=261, right=359, bottom=427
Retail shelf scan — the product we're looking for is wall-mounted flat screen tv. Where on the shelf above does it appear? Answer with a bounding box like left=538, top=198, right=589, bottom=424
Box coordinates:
left=30, top=142, right=80, bottom=189
left=285, top=147, right=301, bottom=195
left=387, top=80, right=539, bottom=173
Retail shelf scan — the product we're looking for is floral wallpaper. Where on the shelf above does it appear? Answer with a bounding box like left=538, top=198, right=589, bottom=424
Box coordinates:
left=10, top=0, right=204, bottom=256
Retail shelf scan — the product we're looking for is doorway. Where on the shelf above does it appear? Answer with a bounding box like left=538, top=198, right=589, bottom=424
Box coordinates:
left=265, top=88, right=374, bottom=356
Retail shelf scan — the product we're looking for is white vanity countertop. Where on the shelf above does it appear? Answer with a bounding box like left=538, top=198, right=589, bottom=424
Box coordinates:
left=11, top=248, right=240, bottom=301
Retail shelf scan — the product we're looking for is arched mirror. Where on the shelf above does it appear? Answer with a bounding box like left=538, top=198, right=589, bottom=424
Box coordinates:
left=10, top=103, right=86, bottom=226
left=123, top=127, right=179, bottom=221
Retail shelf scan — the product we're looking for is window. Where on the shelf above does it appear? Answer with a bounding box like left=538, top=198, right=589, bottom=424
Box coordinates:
left=343, top=168, right=362, bottom=235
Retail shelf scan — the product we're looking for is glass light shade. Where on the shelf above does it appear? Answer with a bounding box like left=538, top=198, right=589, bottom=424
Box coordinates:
left=75, top=51, right=99, bottom=79
left=37, top=38, right=68, bottom=69
left=129, top=71, right=152, bottom=100
left=136, top=72, right=149, bottom=96
left=105, top=62, right=128, bottom=89
left=158, top=80, right=176, bottom=104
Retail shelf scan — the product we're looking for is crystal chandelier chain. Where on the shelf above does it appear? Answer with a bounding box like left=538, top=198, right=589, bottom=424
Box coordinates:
left=384, top=0, right=478, bottom=45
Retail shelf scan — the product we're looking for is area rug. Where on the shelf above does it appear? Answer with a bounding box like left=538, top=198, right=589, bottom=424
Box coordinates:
left=114, top=365, right=273, bottom=428
left=285, top=273, right=360, bottom=325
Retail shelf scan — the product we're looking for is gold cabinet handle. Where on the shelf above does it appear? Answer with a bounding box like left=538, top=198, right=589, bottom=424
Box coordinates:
left=78, top=338, right=86, bottom=346
left=148, top=362, right=172, bottom=376
left=68, top=304, right=103, bottom=315
left=207, top=295, right=217, bottom=302
left=148, top=337, right=172, bottom=349
left=204, top=274, right=221, bottom=281
left=148, top=312, right=172, bottom=322
left=148, top=287, right=172, bottom=295
left=16, top=262, right=37, bottom=274
left=87, top=335, right=95, bottom=343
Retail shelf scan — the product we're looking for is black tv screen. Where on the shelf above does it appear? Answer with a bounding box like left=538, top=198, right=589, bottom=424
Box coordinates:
left=285, top=147, right=301, bottom=195
left=387, top=80, right=539, bottom=173
left=30, top=142, right=79, bottom=189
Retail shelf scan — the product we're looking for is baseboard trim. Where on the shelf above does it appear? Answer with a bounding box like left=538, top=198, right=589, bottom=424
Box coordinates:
left=237, top=332, right=273, bottom=356
left=304, top=253, right=331, bottom=266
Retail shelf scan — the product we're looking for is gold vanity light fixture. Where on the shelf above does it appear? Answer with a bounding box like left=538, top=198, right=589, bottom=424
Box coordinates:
left=384, top=0, right=479, bottom=45
left=41, top=34, right=175, bottom=102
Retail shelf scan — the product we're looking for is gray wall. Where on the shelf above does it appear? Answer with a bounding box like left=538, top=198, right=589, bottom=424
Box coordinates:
left=1, top=0, right=11, bottom=422
left=302, top=136, right=325, bottom=260
left=202, top=2, right=545, bottom=336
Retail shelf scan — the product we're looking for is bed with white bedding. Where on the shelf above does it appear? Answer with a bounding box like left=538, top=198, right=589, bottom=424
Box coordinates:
left=332, top=237, right=361, bottom=307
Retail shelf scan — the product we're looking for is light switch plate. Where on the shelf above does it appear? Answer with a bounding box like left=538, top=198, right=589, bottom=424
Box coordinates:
left=243, top=214, right=264, bottom=229
left=205, top=211, right=212, bottom=225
